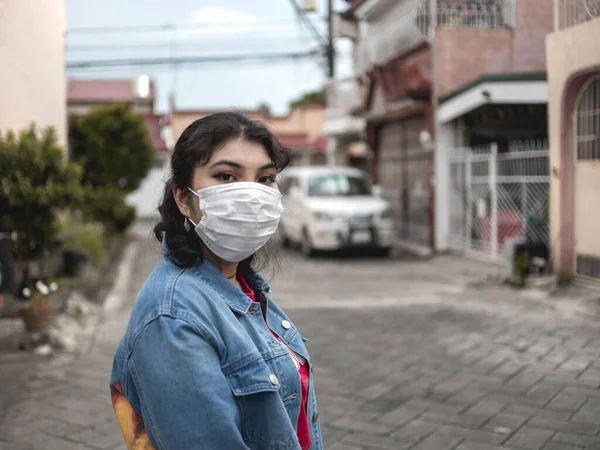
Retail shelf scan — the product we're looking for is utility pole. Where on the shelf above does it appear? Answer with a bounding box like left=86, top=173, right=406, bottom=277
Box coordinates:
left=327, top=0, right=335, bottom=78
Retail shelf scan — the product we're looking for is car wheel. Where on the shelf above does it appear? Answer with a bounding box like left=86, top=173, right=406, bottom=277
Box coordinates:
left=377, top=247, right=392, bottom=258
left=301, top=228, right=315, bottom=257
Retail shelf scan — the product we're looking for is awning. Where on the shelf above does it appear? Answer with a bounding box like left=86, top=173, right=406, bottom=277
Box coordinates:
left=438, top=73, right=548, bottom=124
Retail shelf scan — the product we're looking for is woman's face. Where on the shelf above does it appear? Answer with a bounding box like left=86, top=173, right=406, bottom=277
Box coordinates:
left=175, top=138, right=279, bottom=223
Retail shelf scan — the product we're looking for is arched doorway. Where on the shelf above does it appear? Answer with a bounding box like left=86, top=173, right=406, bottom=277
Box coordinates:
left=573, top=76, right=600, bottom=279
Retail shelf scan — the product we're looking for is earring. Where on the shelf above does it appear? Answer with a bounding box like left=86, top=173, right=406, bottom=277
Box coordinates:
left=183, top=217, right=191, bottom=232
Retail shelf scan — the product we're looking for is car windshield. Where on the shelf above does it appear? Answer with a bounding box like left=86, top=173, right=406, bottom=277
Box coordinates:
left=307, top=174, right=372, bottom=197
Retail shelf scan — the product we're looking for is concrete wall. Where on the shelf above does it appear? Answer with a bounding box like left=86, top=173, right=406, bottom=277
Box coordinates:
left=546, top=15, right=600, bottom=272
left=275, top=105, right=323, bottom=141
left=0, top=0, right=67, bottom=148
left=436, top=0, right=553, bottom=97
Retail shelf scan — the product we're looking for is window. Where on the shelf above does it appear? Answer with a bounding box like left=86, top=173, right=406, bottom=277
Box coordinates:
left=308, top=174, right=371, bottom=197
left=576, top=76, right=600, bottom=161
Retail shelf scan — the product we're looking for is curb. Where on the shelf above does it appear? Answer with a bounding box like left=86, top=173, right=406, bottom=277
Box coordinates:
left=84, top=239, right=140, bottom=354
left=103, top=241, right=139, bottom=314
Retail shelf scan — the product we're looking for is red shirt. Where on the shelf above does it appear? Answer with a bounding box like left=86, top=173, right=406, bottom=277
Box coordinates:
left=239, top=276, right=312, bottom=450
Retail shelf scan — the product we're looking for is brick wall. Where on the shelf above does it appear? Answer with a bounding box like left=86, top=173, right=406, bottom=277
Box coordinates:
left=436, top=0, right=553, bottom=97
left=0, top=1, right=67, bottom=148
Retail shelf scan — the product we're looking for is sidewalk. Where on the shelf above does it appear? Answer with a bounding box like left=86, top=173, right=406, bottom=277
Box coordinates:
left=0, top=231, right=158, bottom=450
left=1, top=242, right=600, bottom=449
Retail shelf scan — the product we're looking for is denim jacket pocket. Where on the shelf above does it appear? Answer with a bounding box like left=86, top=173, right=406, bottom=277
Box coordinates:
left=224, top=355, right=281, bottom=396
left=224, top=357, right=300, bottom=450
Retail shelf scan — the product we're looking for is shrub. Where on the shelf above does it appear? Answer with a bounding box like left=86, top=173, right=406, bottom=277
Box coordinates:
left=0, top=125, right=83, bottom=262
left=69, top=103, right=154, bottom=193
left=80, top=187, right=137, bottom=233
left=58, top=215, right=107, bottom=266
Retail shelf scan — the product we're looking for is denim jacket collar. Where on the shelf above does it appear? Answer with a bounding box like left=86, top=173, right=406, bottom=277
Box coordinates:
left=160, top=236, right=271, bottom=315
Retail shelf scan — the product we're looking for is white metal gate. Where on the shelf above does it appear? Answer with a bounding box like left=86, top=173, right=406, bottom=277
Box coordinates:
left=448, top=140, right=550, bottom=262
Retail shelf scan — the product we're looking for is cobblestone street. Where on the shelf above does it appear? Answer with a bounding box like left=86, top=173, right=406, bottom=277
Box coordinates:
left=2, top=232, right=600, bottom=450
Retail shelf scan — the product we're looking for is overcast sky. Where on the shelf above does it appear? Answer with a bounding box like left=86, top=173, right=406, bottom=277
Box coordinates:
left=66, top=0, right=353, bottom=115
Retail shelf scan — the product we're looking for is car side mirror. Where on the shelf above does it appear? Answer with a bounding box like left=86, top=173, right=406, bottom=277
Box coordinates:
left=372, top=185, right=383, bottom=197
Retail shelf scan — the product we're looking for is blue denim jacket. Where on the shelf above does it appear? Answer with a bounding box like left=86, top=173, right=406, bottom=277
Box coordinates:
left=110, top=247, right=323, bottom=450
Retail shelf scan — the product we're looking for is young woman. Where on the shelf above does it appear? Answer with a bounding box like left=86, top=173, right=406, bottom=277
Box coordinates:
left=110, top=112, right=322, bottom=450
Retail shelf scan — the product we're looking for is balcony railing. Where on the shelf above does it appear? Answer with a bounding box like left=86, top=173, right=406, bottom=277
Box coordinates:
left=417, top=0, right=516, bottom=35
left=558, top=0, right=600, bottom=29
left=325, top=77, right=363, bottom=116
left=355, top=0, right=516, bottom=73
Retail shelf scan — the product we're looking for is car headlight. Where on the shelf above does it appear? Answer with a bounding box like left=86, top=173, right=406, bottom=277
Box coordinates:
left=381, top=208, right=393, bottom=219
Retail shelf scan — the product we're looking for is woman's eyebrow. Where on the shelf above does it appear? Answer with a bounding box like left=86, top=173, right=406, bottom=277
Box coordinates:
left=210, top=160, right=243, bottom=169
left=209, top=160, right=276, bottom=170
left=260, top=162, right=276, bottom=170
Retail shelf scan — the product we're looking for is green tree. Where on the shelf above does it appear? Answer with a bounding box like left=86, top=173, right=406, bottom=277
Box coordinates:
left=79, top=186, right=136, bottom=233
left=0, top=125, right=83, bottom=262
left=69, top=103, right=154, bottom=193
left=289, top=89, right=325, bottom=110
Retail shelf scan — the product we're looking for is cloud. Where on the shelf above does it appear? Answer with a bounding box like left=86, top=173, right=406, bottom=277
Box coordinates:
left=189, top=7, right=260, bottom=26
left=181, top=6, right=294, bottom=37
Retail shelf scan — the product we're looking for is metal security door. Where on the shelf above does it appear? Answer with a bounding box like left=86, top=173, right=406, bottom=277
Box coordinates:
left=378, top=116, right=431, bottom=249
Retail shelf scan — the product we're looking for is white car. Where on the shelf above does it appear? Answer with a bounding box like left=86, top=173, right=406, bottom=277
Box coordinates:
left=278, top=166, right=394, bottom=256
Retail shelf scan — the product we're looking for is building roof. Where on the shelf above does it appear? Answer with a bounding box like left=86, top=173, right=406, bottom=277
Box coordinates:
left=67, top=79, right=156, bottom=103
left=277, top=134, right=312, bottom=148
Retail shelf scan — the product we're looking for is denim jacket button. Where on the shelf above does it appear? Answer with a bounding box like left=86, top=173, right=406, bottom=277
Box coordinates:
left=269, top=374, right=279, bottom=385
left=281, top=320, right=291, bottom=329
left=312, top=412, right=320, bottom=423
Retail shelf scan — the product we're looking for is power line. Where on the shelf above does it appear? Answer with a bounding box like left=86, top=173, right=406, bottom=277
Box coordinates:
left=67, top=19, right=301, bottom=34
left=286, top=0, right=327, bottom=46
left=66, top=49, right=320, bottom=69
left=65, top=38, right=307, bottom=52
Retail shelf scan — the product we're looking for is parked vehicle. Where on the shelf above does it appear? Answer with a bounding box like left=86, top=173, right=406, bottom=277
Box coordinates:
left=278, top=166, right=394, bottom=256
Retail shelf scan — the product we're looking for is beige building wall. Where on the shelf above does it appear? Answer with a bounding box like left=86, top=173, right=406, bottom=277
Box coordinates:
left=170, top=104, right=324, bottom=143
left=546, top=12, right=600, bottom=272
left=0, top=0, right=68, bottom=148
left=267, top=105, right=324, bottom=140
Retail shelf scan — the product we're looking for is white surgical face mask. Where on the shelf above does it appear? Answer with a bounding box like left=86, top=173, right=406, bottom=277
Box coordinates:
left=187, top=182, right=283, bottom=263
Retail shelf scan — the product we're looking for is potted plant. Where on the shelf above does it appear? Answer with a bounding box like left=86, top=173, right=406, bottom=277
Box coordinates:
left=17, top=279, right=59, bottom=331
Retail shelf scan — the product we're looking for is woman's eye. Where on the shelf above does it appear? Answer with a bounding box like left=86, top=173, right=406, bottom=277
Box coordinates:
left=216, top=173, right=236, bottom=182
left=259, top=175, right=277, bottom=184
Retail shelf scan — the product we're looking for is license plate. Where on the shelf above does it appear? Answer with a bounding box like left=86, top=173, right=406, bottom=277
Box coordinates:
left=351, top=230, right=371, bottom=244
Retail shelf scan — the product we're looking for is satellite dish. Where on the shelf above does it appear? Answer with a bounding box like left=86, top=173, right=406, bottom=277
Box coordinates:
left=134, top=75, right=151, bottom=99
left=301, top=0, right=317, bottom=12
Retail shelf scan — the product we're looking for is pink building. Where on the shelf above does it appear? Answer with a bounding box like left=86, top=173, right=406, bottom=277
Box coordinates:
left=332, top=0, right=553, bottom=256
left=0, top=0, right=68, bottom=148
left=170, top=103, right=326, bottom=166
left=66, top=79, right=169, bottom=164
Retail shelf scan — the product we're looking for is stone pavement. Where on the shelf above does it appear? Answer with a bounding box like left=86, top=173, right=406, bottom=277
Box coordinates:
left=2, top=236, right=600, bottom=450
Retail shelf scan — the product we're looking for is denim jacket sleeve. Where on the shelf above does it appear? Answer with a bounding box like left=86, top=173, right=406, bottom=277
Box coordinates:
left=128, top=314, right=251, bottom=450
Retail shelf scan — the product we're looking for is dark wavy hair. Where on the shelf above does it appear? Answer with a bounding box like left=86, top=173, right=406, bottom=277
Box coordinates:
left=154, top=112, right=291, bottom=277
